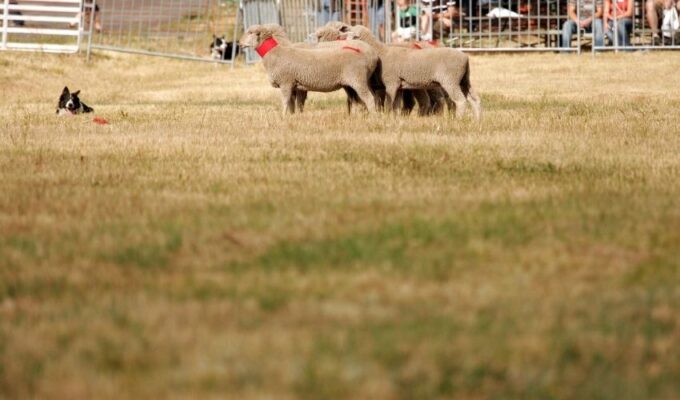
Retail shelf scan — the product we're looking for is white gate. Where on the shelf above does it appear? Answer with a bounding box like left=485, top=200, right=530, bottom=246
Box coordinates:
left=1, top=0, right=84, bottom=53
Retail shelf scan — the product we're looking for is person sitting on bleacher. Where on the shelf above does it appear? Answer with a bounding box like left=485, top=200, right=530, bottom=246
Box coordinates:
left=392, top=0, right=419, bottom=42
left=603, top=0, right=634, bottom=46
left=420, top=0, right=463, bottom=40
left=561, top=0, right=604, bottom=48
left=646, top=0, right=680, bottom=44
left=70, top=0, right=102, bottom=32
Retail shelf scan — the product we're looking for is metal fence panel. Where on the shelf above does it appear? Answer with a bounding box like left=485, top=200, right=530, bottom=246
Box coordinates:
left=83, top=0, right=678, bottom=62
left=592, top=0, right=680, bottom=51
left=91, top=0, right=238, bottom=63
left=401, top=0, right=680, bottom=52
left=2, top=0, right=84, bottom=53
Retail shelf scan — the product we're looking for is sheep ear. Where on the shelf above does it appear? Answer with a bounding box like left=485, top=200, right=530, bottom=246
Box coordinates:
left=339, top=26, right=349, bottom=33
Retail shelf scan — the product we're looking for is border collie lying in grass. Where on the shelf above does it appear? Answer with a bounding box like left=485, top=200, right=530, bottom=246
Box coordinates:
left=56, top=86, right=93, bottom=115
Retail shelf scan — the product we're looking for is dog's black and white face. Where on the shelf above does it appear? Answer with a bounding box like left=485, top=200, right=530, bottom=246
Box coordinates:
left=56, top=86, right=93, bottom=115
left=210, top=35, right=228, bottom=60
left=210, top=35, right=239, bottom=60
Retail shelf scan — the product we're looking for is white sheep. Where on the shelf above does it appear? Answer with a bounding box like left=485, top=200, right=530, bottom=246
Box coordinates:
left=292, top=39, right=379, bottom=114
left=238, top=24, right=378, bottom=114
left=316, top=24, right=440, bottom=116
left=330, top=24, right=482, bottom=119
left=390, top=41, right=447, bottom=115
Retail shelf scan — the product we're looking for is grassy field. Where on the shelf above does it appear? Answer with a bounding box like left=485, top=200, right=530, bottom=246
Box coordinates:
left=1, top=50, right=680, bottom=399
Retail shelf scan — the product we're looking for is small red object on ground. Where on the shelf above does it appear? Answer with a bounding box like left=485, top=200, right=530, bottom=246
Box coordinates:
left=93, top=116, right=109, bottom=125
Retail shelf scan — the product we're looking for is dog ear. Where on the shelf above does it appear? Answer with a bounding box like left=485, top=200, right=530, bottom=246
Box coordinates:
left=73, top=90, right=80, bottom=96
left=62, top=86, right=70, bottom=95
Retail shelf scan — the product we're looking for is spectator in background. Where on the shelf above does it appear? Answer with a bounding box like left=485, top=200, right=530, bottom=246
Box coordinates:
left=71, top=0, right=102, bottom=32
left=603, top=0, right=634, bottom=46
left=561, top=0, right=604, bottom=48
left=369, top=0, right=386, bottom=40
left=392, top=0, right=419, bottom=42
left=317, top=0, right=340, bottom=25
left=9, top=0, right=24, bottom=27
left=646, top=0, right=680, bottom=44
left=420, top=0, right=463, bottom=40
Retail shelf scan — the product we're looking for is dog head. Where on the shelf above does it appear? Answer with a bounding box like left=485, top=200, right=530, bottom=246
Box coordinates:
left=210, top=35, right=227, bottom=59
left=57, top=86, right=93, bottom=115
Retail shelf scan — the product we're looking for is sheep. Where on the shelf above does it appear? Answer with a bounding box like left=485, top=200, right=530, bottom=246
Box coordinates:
left=390, top=41, right=447, bottom=115
left=315, top=24, right=437, bottom=117
left=291, top=38, right=379, bottom=114
left=328, top=24, right=482, bottom=120
left=238, top=24, right=378, bottom=114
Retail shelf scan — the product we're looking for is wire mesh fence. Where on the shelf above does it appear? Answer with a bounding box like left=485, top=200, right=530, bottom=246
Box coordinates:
left=409, top=0, right=569, bottom=51
left=406, top=0, right=680, bottom=51
left=91, top=0, right=238, bottom=62
left=81, top=0, right=678, bottom=62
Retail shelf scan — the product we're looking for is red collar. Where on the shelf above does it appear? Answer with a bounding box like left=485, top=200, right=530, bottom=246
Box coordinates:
left=256, top=37, right=278, bottom=57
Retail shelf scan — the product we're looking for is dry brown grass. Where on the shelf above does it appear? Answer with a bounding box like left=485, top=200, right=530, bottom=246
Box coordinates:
left=1, top=50, right=680, bottom=399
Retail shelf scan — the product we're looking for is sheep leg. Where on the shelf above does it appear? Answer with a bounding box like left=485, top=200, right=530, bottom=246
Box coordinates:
left=343, top=87, right=352, bottom=114
left=384, top=85, right=400, bottom=114
left=401, top=90, right=416, bottom=116
left=466, top=86, right=482, bottom=121
left=413, top=90, right=431, bottom=117
left=280, top=86, right=295, bottom=115
left=295, top=90, right=308, bottom=113
left=351, top=85, right=376, bottom=113
left=441, top=83, right=467, bottom=119
left=343, top=87, right=362, bottom=114
left=370, top=72, right=386, bottom=112
left=392, top=90, right=404, bottom=114
left=374, top=88, right=386, bottom=112
left=445, top=96, right=455, bottom=115
left=428, top=89, right=446, bottom=115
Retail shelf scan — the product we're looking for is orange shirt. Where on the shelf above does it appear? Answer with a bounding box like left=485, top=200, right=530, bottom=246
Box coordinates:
left=607, top=0, right=629, bottom=17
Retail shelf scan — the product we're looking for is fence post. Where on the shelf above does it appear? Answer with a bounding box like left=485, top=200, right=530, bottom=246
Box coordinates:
left=86, top=0, right=96, bottom=61
left=2, top=0, right=9, bottom=50
left=384, top=0, right=391, bottom=43
left=613, top=0, right=619, bottom=51
left=231, top=1, right=241, bottom=69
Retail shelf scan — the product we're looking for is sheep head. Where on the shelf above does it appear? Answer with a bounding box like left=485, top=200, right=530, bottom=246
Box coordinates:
left=315, top=22, right=354, bottom=42
left=239, top=24, right=288, bottom=49
left=349, top=25, right=374, bottom=41
left=324, top=21, right=351, bottom=31
left=315, top=26, right=348, bottom=42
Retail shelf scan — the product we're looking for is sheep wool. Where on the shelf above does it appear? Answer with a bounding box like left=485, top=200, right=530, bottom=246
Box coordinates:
left=291, top=37, right=381, bottom=113
left=325, top=24, right=482, bottom=120
left=239, top=24, right=378, bottom=115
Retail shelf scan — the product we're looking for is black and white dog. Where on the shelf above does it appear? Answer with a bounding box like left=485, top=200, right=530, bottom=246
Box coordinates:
left=56, top=86, right=94, bottom=115
left=210, top=35, right=239, bottom=61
